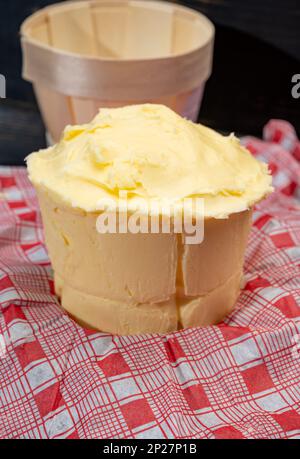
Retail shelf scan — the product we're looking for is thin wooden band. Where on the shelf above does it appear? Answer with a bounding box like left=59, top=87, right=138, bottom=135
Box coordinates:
left=21, top=37, right=213, bottom=100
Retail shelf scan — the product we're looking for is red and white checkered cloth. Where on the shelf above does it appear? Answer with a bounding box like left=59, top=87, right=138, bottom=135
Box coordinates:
left=0, top=120, right=300, bottom=439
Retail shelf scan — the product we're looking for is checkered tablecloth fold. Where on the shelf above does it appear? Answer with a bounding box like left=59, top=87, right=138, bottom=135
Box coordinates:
left=0, top=120, right=300, bottom=439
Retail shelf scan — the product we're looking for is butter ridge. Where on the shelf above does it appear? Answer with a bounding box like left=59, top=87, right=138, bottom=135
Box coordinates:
left=27, top=104, right=272, bottom=218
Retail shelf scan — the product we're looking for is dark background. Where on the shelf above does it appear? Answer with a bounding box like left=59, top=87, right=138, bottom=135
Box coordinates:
left=0, top=0, right=299, bottom=165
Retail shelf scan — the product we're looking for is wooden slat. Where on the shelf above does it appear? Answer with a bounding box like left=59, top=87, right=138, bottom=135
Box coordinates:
left=172, top=12, right=202, bottom=55
left=92, top=6, right=127, bottom=58
left=48, top=3, right=97, bottom=55
left=34, top=84, right=74, bottom=142
left=124, top=3, right=173, bottom=58
left=30, top=21, right=51, bottom=45
left=71, top=98, right=98, bottom=124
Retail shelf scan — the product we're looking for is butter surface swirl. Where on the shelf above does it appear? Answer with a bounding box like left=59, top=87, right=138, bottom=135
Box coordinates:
left=27, top=104, right=272, bottom=217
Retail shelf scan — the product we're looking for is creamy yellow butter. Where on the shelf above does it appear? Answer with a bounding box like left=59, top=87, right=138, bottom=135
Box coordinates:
left=26, top=104, right=273, bottom=333
left=27, top=104, right=272, bottom=218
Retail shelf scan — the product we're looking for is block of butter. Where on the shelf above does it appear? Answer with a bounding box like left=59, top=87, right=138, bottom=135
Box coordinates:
left=27, top=104, right=272, bottom=334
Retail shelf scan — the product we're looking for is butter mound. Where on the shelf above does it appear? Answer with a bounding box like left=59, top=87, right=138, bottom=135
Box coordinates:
left=27, top=104, right=273, bottom=334
left=27, top=104, right=272, bottom=218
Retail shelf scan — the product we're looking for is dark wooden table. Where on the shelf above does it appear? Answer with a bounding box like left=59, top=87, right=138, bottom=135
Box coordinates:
left=0, top=99, right=46, bottom=166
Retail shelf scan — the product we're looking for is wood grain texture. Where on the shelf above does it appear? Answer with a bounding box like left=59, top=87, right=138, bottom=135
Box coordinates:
left=0, top=99, right=46, bottom=165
